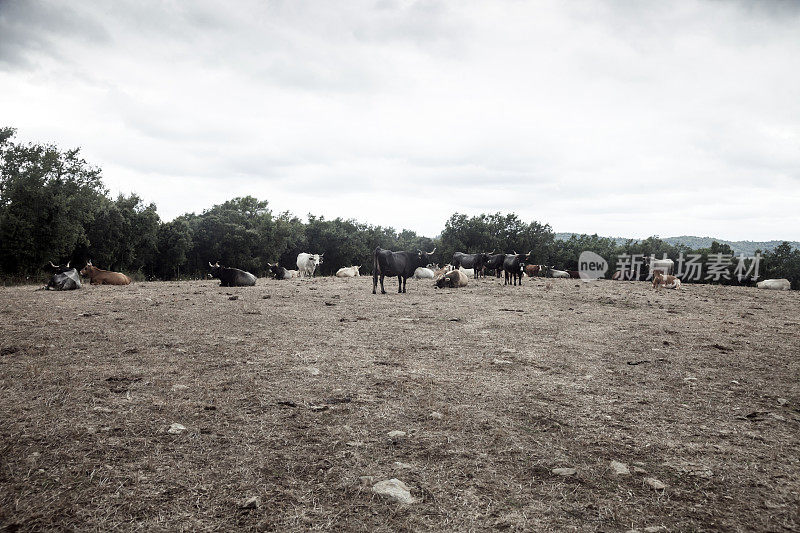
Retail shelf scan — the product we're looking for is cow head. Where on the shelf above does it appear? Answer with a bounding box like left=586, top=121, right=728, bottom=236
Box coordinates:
left=267, top=263, right=282, bottom=278
left=417, top=247, right=436, bottom=265
left=208, top=261, right=221, bottom=279
left=354, top=265, right=361, bottom=276
left=80, top=261, right=96, bottom=277
left=49, top=261, right=73, bottom=274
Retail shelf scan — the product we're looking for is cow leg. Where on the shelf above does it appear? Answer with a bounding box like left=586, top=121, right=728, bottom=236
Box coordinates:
left=373, top=272, right=378, bottom=294
left=380, top=274, right=387, bottom=294
left=397, top=276, right=402, bottom=293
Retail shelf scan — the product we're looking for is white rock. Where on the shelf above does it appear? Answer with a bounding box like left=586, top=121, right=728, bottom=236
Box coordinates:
left=552, top=467, right=577, bottom=476
left=393, top=461, right=414, bottom=469
left=777, top=397, right=788, bottom=406
left=633, top=466, right=648, bottom=474
left=171, top=384, right=188, bottom=391
left=387, top=430, right=406, bottom=438
left=372, top=478, right=417, bottom=504
left=240, top=496, right=260, bottom=509
left=167, top=423, right=187, bottom=434
left=610, top=460, right=630, bottom=475
left=430, top=411, right=444, bottom=420
left=492, top=358, right=513, bottom=365
left=644, top=477, right=666, bottom=490
left=304, top=367, right=321, bottom=376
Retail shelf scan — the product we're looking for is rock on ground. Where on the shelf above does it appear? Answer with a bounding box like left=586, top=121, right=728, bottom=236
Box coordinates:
left=372, top=478, right=417, bottom=504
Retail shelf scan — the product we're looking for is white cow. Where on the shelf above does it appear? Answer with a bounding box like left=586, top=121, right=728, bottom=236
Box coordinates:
left=756, top=278, right=791, bottom=291
left=413, top=267, right=435, bottom=279
left=336, top=265, right=361, bottom=278
left=550, top=268, right=569, bottom=278
left=297, top=253, right=323, bottom=277
left=458, top=266, right=475, bottom=278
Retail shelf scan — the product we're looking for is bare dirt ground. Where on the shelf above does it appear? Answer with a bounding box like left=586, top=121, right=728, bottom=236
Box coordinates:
left=1, top=275, right=798, bottom=532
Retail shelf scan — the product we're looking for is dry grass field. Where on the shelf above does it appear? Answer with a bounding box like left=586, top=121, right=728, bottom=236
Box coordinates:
left=1, top=275, right=798, bottom=532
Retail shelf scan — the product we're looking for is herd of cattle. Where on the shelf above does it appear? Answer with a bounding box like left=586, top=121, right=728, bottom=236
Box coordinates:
left=41, top=249, right=793, bottom=293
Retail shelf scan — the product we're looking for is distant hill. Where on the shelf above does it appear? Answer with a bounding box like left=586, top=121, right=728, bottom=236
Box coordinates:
left=554, top=233, right=799, bottom=255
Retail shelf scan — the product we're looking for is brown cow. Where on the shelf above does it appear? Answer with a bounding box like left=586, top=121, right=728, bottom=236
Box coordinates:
left=80, top=260, right=131, bottom=285
left=435, top=270, right=468, bottom=288
left=653, top=272, right=681, bottom=291
left=524, top=264, right=540, bottom=277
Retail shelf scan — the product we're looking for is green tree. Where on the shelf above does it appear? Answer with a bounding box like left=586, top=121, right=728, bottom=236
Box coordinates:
left=0, top=127, right=107, bottom=274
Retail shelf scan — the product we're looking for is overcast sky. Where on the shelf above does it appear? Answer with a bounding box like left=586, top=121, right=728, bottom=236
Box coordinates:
left=1, top=0, right=798, bottom=241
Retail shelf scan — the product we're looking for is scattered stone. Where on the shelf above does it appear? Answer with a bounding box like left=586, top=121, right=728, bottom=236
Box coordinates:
left=633, top=466, right=648, bottom=474
left=492, top=358, right=513, bottom=365
left=644, top=527, right=667, bottom=533
left=167, top=423, right=187, bottom=435
left=777, top=398, right=788, bottom=406
left=644, top=477, right=666, bottom=490
left=304, top=367, right=321, bottom=376
left=683, top=377, right=697, bottom=382
left=359, top=475, right=374, bottom=486
left=324, top=301, right=336, bottom=306
left=92, top=406, right=113, bottom=413
left=610, top=460, right=630, bottom=475
left=228, top=295, right=239, bottom=301
left=430, top=411, right=444, bottom=420
left=552, top=467, right=577, bottom=477
left=171, top=384, right=188, bottom=392
left=240, top=496, right=260, bottom=509
left=262, top=294, right=271, bottom=299
left=387, top=430, right=406, bottom=438
left=372, top=478, right=417, bottom=504
left=346, top=441, right=364, bottom=447
left=393, top=461, right=414, bottom=470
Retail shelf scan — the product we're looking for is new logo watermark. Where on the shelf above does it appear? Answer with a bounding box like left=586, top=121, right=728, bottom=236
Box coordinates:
left=578, top=251, right=608, bottom=281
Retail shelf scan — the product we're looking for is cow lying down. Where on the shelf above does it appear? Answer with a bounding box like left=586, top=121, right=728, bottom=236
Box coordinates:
left=209, top=262, right=256, bottom=286
left=268, top=263, right=300, bottom=280
left=44, top=261, right=81, bottom=290
left=756, top=278, right=791, bottom=290
left=653, top=272, right=681, bottom=290
left=435, top=270, right=468, bottom=288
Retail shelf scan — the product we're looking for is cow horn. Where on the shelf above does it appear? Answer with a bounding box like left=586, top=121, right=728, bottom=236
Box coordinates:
left=49, top=261, right=57, bottom=268
left=209, top=262, right=214, bottom=267
left=428, top=247, right=436, bottom=254
left=66, top=261, right=70, bottom=268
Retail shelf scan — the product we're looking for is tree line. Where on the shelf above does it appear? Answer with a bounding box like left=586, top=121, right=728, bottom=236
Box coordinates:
left=1, top=127, right=798, bottom=288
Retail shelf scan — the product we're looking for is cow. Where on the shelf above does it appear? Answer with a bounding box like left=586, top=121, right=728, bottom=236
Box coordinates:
left=484, top=253, right=506, bottom=278
left=80, top=261, right=131, bottom=285
left=297, top=253, right=324, bottom=277
left=372, top=247, right=436, bottom=294
left=335, top=265, right=360, bottom=278
left=756, top=278, right=791, bottom=291
left=567, top=270, right=581, bottom=279
left=524, top=264, right=541, bottom=278
left=549, top=268, right=569, bottom=278
left=44, top=261, right=81, bottom=290
left=413, top=267, right=435, bottom=279
left=268, top=263, right=300, bottom=280
left=435, top=269, right=468, bottom=288
left=452, top=252, right=490, bottom=279
left=208, top=262, right=256, bottom=286
left=653, top=271, right=682, bottom=290
left=503, top=252, right=528, bottom=286
left=458, top=266, right=475, bottom=278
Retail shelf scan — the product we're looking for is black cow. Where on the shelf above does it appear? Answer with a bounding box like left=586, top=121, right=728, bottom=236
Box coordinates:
left=45, top=261, right=81, bottom=290
left=503, top=252, right=529, bottom=286
left=208, top=262, right=257, bottom=287
left=373, top=247, right=436, bottom=294
left=451, top=252, right=491, bottom=279
left=484, top=253, right=506, bottom=278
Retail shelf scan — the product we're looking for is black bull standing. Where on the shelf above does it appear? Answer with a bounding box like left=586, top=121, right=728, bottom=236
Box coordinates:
left=451, top=252, right=491, bottom=278
left=373, top=247, right=436, bottom=294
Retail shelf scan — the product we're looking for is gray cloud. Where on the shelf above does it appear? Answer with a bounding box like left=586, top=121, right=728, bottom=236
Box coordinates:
left=1, top=0, right=798, bottom=240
